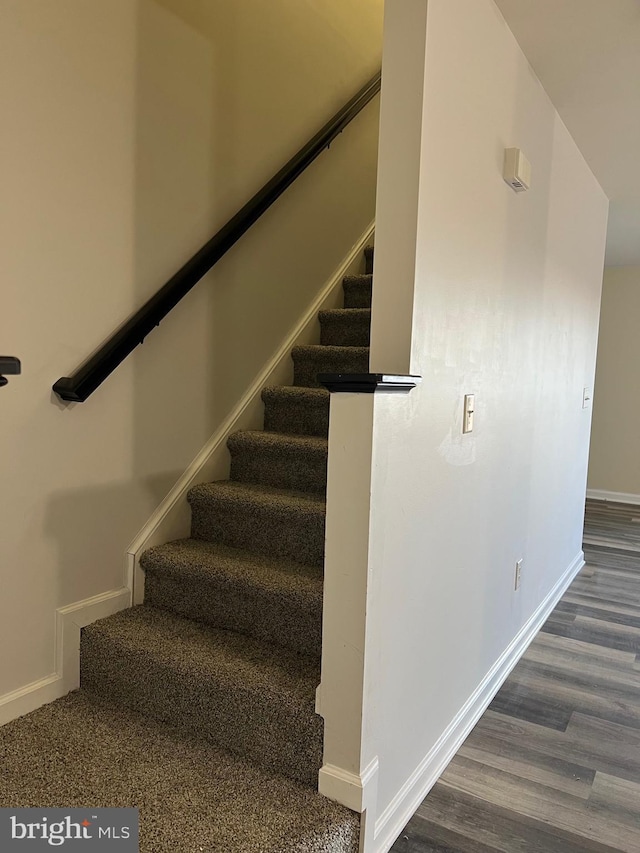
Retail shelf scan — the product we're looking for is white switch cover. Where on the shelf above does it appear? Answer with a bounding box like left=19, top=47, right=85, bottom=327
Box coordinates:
left=463, top=394, right=475, bottom=434
left=515, top=559, right=523, bottom=590
left=583, top=387, right=592, bottom=409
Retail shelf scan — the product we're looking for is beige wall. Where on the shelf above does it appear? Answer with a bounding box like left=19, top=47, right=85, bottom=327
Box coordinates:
left=0, top=0, right=382, bottom=698
left=588, top=266, right=640, bottom=497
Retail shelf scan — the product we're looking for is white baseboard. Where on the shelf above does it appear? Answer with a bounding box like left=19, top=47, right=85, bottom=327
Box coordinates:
left=126, top=222, right=376, bottom=604
left=319, top=757, right=379, bottom=814
left=371, top=551, right=585, bottom=853
left=319, top=758, right=379, bottom=853
left=0, top=674, right=65, bottom=728
left=586, top=489, right=640, bottom=506
left=0, top=587, right=130, bottom=727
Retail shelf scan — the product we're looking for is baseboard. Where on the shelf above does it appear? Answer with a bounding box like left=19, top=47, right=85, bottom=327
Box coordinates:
left=56, top=587, right=131, bottom=694
left=126, top=222, right=376, bottom=604
left=319, top=758, right=379, bottom=853
left=371, top=551, right=585, bottom=853
left=586, top=489, right=640, bottom=506
left=0, top=674, right=65, bottom=728
left=319, top=757, right=379, bottom=814
left=0, top=587, right=130, bottom=727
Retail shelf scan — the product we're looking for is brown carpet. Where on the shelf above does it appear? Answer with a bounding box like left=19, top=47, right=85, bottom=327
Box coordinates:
left=0, top=692, right=359, bottom=853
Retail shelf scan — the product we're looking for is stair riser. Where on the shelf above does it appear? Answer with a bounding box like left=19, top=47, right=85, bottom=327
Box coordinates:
left=144, top=570, right=322, bottom=658
left=262, top=394, right=329, bottom=438
left=343, top=276, right=372, bottom=309
left=319, top=317, right=371, bottom=348
left=189, top=494, right=326, bottom=567
left=292, top=349, right=369, bottom=388
left=364, top=247, right=374, bottom=276
left=230, top=445, right=327, bottom=493
left=80, top=632, right=323, bottom=787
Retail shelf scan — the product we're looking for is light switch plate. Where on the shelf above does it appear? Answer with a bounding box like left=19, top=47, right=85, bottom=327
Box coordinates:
left=582, top=387, right=592, bottom=409
left=515, top=559, right=523, bottom=590
left=463, top=394, right=475, bottom=434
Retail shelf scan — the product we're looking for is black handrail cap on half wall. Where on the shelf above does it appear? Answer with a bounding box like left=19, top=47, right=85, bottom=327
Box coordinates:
left=317, top=373, right=422, bottom=393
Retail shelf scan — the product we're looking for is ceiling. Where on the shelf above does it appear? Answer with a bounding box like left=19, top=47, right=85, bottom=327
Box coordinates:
left=495, top=0, right=640, bottom=266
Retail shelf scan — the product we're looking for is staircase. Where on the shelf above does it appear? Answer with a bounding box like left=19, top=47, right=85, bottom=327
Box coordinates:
left=0, top=250, right=374, bottom=852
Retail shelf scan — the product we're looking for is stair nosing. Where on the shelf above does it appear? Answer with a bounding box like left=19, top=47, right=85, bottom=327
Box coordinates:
left=189, top=480, right=326, bottom=508
left=142, top=539, right=323, bottom=587
left=84, top=606, right=320, bottom=697
left=291, top=344, right=370, bottom=355
left=318, top=308, right=371, bottom=318
left=228, top=430, right=328, bottom=450
left=262, top=385, right=329, bottom=397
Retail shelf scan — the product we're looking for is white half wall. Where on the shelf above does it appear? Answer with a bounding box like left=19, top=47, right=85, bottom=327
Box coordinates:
left=319, top=1, right=608, bottom=850
left=587, top=266, right=640, bottom=499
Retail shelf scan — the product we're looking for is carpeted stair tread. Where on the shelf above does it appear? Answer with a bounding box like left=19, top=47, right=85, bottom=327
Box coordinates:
left=262, top=385, right=330, bottom=437
left=0, top=691, right=359, bottom=853
left=292, top=345, right=369, bottom=387
left=229, top=430, right=328, bottom=493
left=142, top=538, right=323, bottom=656
left=319, top=308, right=371, bottom=347
left=189, top=480, right=326, bottom=566
left=81, top=606, right=323, bottom=785
left=343, top=274, right=372, bottom=308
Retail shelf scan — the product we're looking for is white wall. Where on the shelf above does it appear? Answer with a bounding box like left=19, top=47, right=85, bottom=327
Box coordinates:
left=588, top=266, right=640, bottom=499
left=0, top=0, right=382, bottom=701
left=319, top=0, right=608, bottom=849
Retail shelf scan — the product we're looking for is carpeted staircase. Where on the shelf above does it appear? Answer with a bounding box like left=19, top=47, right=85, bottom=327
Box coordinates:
left=0, top=249, right=374, bottom=852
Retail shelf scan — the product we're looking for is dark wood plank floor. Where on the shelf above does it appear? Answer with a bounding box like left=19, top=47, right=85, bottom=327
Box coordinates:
left=392, top=499, right=640, bottom=853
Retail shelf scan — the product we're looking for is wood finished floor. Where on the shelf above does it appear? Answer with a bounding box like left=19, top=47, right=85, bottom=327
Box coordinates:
left=391, top=499, right=640, bottom=853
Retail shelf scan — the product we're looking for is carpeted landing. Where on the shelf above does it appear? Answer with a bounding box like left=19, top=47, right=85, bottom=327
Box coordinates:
left=0, top=693, right=358, bottom=853
left=0, top=248, right=374, bottom=852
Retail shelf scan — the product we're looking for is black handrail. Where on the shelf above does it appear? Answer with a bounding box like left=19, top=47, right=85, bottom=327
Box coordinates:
left=53, top=71, right=382, bottom=403
left=0, top=357, right=21, bottom=389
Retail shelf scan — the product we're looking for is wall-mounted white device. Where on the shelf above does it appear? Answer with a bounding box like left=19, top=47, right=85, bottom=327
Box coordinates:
left=503, top=148, right=531, bottom=192
left=515, top=559, right=523, bottom=590
left=463, top=394, right=475, bottom=434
